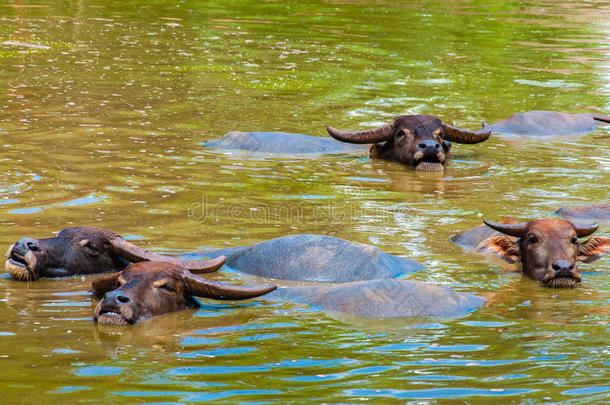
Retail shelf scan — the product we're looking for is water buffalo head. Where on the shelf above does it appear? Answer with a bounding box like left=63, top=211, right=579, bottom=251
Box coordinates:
left=92, top=261, right=277, bottom=325
left=5, top=226, right=225, bottom=281
left=477, top=219, right=610, bottom=288
left=327, top=115, right=491, bottom=171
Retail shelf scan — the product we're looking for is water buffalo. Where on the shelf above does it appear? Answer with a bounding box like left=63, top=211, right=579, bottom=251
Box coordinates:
left=268, top=279, right=485, bottom=319
left=202, top=234, right=425, bottom=282
left=5, top=226, right=226, bottom=281
left=92, top=261, right=277, bottom=325
left=203, top=234, right=485, bottom=318
left=490, top=111, right=610, bottom=136
left=204, top=131, right=364, bottom=154
left=326, top=115, right=491, bottom=171
left=557, top=204, right=610, bottom=222
left=452, top=219, right=610, bottom=288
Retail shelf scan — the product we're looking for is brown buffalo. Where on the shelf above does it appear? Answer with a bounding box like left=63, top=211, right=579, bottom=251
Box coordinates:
left=92, top=261, right=277, bottom=325
left=476, top=219, right=610, bottom=288
left=5, top=226, right=225, bottom=281
left=327, top=115, right=491, bottom=171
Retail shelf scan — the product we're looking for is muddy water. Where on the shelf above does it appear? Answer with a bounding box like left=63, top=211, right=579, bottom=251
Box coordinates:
left=0, top=0, right=609, bottom=403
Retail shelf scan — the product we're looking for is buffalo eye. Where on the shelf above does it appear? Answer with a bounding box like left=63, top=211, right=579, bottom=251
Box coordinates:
left=156, top=282, right=175, bottom=293
left=396, top=129, right=411, bottom=138
left=527, top=235, right=538, bottom=244
left=78, top=239, right=99, bottom=255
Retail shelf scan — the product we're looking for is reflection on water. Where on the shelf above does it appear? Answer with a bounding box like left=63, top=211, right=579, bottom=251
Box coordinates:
left=0, top=0, right=609, bottom=403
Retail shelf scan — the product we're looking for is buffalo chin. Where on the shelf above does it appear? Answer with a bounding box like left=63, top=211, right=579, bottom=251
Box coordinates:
left=96, top=311, right=132, bottom=326
left=543, top=277, right=579, bottom=289
left=415, top=162, right=444, bottom=172
left=5, top=259, right=37, bottom=281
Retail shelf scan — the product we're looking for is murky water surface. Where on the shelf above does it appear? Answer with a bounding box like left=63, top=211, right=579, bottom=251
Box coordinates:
left=1, top=0, right=609, bottom=403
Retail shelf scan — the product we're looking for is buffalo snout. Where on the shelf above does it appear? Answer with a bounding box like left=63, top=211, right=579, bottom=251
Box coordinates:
left=417, top=139, right=441, bottom=154
left=551, top=260, right=575, bottom=276
left=104, top=290, right=132, bottom=306
left=16, top=237, right=40, bottom=252
left=543, top=259, right=581, bottom=288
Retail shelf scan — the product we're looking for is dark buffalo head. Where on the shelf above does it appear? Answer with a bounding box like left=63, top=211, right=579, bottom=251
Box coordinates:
left=5, top=226, right=225, bottom=281
left=92, top=261, right=277, bottom=325
left=477, top=219, right=610, bottom=288
left=327, top=115, right=491, bottom=171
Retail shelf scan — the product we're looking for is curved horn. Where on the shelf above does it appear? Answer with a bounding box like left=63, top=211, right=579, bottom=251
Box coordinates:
left=109, top=237, right=226, bottom=273
left=91, top=272, right=121, bottom=298
left=441, top=121, right=491, bottom=144
left=593, top=115, right=610, bottom=124
left=483, top=220, right=528, bottom=237
left=327, top=122, right=393, bottom=144
left=572, top=222, right=599, bottom=238
left=182, top=272, right=277, bottom=300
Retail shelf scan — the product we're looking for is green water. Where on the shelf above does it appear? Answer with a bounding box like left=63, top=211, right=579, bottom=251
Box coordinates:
left=0, top=0, right=609, bottom=403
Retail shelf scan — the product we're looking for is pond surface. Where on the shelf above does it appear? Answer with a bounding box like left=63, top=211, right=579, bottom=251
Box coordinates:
left=1, top=0, right=609, bottom=403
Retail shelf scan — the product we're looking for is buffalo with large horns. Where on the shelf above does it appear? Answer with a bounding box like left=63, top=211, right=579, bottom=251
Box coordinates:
left=454, top=219, right=610, bottom=288
left=92, top=261, right=277, bottom=325
left=327, top=115, right=491, bottom=171
left=4, top=226, right=225, bottom=281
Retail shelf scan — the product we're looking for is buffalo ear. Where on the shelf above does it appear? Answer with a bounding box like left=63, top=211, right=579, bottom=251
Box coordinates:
left=577, top=236, right=610, bottom=263
left=91, top=272, right=121, bottom=298
left=476, top=236, right=521, bottom=263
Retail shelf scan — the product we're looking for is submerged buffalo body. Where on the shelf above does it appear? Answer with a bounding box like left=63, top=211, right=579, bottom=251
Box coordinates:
left=205, top=234, right=484, bottom=319
left=557, top=204, right=610, bottom=222
left=327, top=115, right=491, bottom=171
left=203, top=234, right=425, bottom=283
left=452, top=219, right=610, bottom=288
left=490, top=111, right=610, bottom=136
left=204, top=131, right=364, bottom=154
left=268, top=279, right=485, bottom=319
left=92, top=262, right=276, bottom=325
left=5, top=226, right=225, bottom=281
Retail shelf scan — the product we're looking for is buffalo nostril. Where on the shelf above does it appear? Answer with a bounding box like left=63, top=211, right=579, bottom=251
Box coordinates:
left=117, top=294, right=130, bottom=304
left=26, top=241, right=39, bottom=251
left=552, top=260, right=575, bottom=273
left=105, top=290, right=131, bottom=305
left=418, top=141, right=441, bottom=151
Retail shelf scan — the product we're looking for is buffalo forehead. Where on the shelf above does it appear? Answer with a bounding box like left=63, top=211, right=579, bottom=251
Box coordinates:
left=123, top=261, right=184, bottom=277
left=395, top=115, right=441, bottom=130
left=57, top=226, right=117, bottom=241
left=528, top=219, right=576, bottom=238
